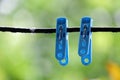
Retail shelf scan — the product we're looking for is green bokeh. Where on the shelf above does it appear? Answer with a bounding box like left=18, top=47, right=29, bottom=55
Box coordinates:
left=0, top=0, right=120, bottom=80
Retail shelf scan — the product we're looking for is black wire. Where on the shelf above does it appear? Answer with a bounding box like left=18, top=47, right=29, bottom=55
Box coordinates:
left=0, top=26, right=120, bottom=33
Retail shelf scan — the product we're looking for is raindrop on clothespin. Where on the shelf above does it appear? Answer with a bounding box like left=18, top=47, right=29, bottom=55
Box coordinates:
left=55, top=17, right=69, bottom=66
left=78, top=17, right=92, bottom=65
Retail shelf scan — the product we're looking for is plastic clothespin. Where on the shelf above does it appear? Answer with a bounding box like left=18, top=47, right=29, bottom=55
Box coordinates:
left=78, top=17, right=92, bottom=65
left=55, top=17, right=69, bottom=66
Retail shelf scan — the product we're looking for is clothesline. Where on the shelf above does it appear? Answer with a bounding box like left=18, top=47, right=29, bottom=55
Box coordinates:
left=0, top=26, right=120, bottom=33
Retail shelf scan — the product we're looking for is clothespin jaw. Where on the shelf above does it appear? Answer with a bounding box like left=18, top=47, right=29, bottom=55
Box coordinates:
left=78, top=17, right=92, bottom=65
left=55, top=17, right=69, bottom=66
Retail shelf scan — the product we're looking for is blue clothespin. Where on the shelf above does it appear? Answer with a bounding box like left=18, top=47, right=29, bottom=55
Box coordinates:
left=78, top=17, right=92, bottom=65
left=55, top=17, right=69, bottom=66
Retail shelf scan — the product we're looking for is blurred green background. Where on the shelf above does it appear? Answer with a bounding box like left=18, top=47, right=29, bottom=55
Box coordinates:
left=0, top=0, right=120, bottom=80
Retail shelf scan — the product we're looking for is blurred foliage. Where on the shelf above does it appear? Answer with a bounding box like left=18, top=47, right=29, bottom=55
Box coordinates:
left=0, top=0, right=120, bottom=80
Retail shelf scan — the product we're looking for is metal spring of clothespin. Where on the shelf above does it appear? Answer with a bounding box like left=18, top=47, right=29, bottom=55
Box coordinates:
left=55, top=17, right=69, bottom=66
left=78, top=17, right=92, bottom=65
